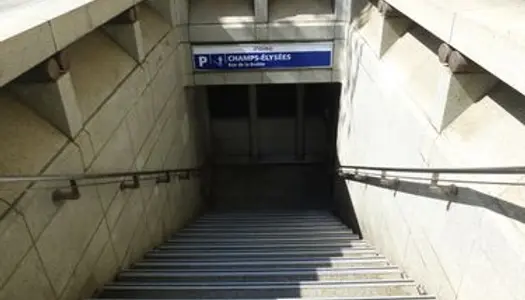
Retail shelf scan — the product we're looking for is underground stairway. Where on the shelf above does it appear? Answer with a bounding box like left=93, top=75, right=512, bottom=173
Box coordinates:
left=90, top=210, right=435, bottom=300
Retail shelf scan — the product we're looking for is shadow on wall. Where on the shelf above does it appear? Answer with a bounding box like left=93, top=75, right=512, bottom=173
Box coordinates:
left=333, top=158, right=363, bottom=237
left=334, top=174, right=363, bottom=237
left=350, top=0, right=376, bottom=29
left=491, top=82, right=525, bottom=126
left=349, top=176, right=525, bottom=227
left=332, top=0, right=383, bottom=237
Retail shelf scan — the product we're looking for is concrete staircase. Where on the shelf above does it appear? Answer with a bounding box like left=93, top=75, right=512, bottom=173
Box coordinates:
left=91, top=211, right=435, bottom=300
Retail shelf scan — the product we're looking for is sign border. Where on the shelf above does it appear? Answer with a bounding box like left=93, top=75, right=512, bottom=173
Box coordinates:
left=192, top=42, right=334, bottom=72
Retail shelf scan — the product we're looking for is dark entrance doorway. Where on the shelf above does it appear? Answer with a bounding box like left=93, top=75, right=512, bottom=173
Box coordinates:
left=205, top=83, right=341, bottom=210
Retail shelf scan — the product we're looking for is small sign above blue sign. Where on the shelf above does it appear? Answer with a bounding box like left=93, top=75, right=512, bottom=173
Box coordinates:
left=192, top=42, right=333, bottom=71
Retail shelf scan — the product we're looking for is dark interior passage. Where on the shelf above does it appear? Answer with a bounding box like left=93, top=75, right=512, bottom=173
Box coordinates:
left=204, top=83, right=341, bottom=210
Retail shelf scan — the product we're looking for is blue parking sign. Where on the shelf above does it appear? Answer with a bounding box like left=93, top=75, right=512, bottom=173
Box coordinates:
left=192, top=43, right=333, bottom=71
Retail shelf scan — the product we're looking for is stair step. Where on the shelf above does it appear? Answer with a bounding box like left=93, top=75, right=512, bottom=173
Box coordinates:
left=190, top=224, right=346, bottom=229
left=187, top=224, right=348, bottom=231
left=142, top=254, right=383, bottom=263
left=197, top=217, right=339, bottom=222
left=169, top=235, right=361, bottom=244
left=132, top=258, right=390, bottom=271
left=99, top=280, right=419, bottom=299
left=110, top=279, right=414, bottom=287
left=191, top=218, right=342, bottom=225
left=199, top=213, right=336, bottom=218
left=145, top=249, right=379, bottom=259
left=117, top=268, right=404, bottom=283
left=200, top=212, right=333, bottom=218
left=91, top=210, right=433, bottom=300
left=157, top=241, right=372, bottom=250
left=174, top=231, right=353, bottom=238
left=202, top=210, right=330, bottom=215
left=128, top=265, right=398, bottom=274
left=188, top=218, right=344, bottom=226
left=136, top=257, right=387, bottom=265
left=181, top=226, right=349, bottom=233
left=92, top=297, right=435, bottom=300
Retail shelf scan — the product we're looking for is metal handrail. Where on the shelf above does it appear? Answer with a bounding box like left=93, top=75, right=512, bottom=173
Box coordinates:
left=0, top=167, right=203, bottom=203
left=0, top=167, right=201, bottom=183
left=339, top=165, right=525, bottom=174
left=338, top=165, right=525, bottom=196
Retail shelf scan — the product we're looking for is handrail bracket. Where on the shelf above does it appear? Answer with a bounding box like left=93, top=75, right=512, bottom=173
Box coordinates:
left=52, top=180, right=80, bottom=203
left=380, top=171, right=400, bottom=188
left=156, top=172, right=171, bottom=184
left=353, top=170, right=368, bottom=182
left=429, top=173, right=458, bottom=196
left=120, top=175, right=140, bottom=190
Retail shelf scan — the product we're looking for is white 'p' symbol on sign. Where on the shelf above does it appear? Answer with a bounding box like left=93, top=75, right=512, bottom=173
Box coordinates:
left=198, top=56, right=208, bottom=68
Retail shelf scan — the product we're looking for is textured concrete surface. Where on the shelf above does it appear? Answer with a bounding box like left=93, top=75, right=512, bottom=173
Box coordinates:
left=0, top=2, right=203, bottom=300
left=146, top=0, right=176, bottom=25
left=190, top=0, right=255, bottom=24
left=0, top=91, right=67, bottom=179
left=139, top=3, right=171, bottom=55
left=336, top=2, right=525, bottom=300
left=269, top=0, right=334, bottom=22
left=254, top=0, right=268, bottom=23
left=104, top=21, right=146, bottom=63
left=385, top=0, right=525, bottom=106
left=376, top=25, right=499, bottom=132
left=69, top=30, right=136, bottom=122
left=0, top=0, right=140, bottom=87
left=358, top=4, right=411, bottom=58
left=10, top=72, right=83, bottom=138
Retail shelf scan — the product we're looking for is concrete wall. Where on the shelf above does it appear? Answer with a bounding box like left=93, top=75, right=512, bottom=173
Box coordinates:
left=336, top=1, right=525, bottom=300
left=0, top=2, right=203, bottom=300
left=0, top=0, right=142, bottom=87
left=384, top=0, right=525, bottom=101
left=185, top=0, right=350, bottom=85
